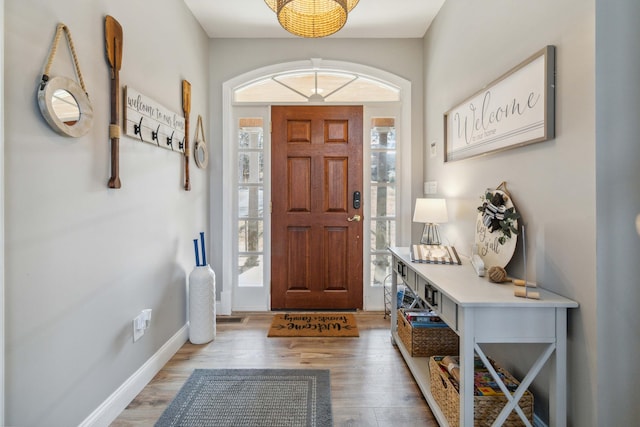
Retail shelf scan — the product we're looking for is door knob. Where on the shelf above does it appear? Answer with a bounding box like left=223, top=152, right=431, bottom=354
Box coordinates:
left=347, top=214, right=361, bottom=222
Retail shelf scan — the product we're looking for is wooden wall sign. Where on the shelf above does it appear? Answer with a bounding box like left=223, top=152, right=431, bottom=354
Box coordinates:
left=124, top=86, right=185, bottom=154
left=444, top=46, right=555, bottom=162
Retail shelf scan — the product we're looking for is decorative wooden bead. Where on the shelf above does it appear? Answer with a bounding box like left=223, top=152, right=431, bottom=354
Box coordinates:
left=488, top=266, right=508, bottom=283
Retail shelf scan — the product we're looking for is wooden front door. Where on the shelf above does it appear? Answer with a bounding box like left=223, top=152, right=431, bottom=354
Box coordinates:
left=271, top=106, right=363, bottom=310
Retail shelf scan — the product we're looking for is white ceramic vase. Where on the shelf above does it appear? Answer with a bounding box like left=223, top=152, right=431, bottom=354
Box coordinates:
left=188, top=264, right=216, bottom=344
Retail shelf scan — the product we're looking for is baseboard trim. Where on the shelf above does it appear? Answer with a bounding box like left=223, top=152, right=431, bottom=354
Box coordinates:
left=219, top=289, right=232, bottom=315
left=79, top=324, right=188, bottom=427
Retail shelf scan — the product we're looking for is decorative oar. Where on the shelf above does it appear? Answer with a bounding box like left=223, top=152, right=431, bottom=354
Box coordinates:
left=105, top=15, right=123, bottom=189
left=182, top=80, right=192, bottom=191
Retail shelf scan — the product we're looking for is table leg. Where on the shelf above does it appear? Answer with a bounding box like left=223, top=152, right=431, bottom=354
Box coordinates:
left=460, top=309, right=475, bottom=427
left=551, top=308, right=568, bottom=427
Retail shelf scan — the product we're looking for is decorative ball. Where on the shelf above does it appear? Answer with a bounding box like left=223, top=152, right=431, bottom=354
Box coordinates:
left=488, top=266, right=508, bottom=283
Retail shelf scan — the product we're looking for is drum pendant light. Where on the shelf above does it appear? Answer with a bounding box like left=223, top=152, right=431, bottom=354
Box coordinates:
left=264, top=0, right=359, bottom=38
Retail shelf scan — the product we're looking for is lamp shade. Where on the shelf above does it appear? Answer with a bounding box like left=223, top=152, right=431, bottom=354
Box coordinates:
left=265, top=0, right=359, bottom=38
left=277, top=0, right=347, bottom=38
left=413, top=198, right=448, bottom=224
left=265, top=0, right=359, bottom=12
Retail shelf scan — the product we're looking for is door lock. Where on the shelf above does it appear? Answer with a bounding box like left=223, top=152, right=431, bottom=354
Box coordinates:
left=353, top=191, right=361, bottom=209
left=347, top=214, right=361, bottom=222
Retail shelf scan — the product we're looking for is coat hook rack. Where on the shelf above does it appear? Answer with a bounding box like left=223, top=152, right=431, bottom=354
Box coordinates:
left=123, top=86, right=186, bottom=154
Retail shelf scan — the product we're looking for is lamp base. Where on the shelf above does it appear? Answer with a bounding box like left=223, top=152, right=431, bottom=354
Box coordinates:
left=420, top=223, right=442, bottom=245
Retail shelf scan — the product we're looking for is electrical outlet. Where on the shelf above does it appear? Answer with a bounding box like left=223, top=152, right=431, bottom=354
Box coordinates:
left=133, top=313, right=145, bottom=342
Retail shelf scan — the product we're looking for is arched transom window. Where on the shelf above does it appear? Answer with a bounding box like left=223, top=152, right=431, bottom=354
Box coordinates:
left=234, top=70, right=400, bottom=103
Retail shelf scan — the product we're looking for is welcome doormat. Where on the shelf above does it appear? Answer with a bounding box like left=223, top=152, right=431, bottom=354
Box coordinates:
left=268, top=313, right=359, bottom=337
left=155, top=369, right=333, bottom=427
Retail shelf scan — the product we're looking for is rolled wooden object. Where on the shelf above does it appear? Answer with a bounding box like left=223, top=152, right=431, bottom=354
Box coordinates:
left=442, top=355, right=460, bottom=382
left=487, top=266, right=534, bottom=287
left=514, top=288, right=540, bottom=299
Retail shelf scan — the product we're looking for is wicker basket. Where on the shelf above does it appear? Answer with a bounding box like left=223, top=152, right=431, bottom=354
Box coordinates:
left=397, top=309, right=459, bottom=357
left=429, top=356, right=534, bottom=427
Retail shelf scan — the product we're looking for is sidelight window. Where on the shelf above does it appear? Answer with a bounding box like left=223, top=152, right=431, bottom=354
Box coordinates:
left=237, top=118, right=264, bottom=288
left=370, top=118, right=397, bottom=286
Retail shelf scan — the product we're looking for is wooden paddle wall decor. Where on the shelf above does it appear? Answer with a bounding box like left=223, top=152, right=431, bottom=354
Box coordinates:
left=105, top=15, right=123, bottom=188
left=182, top=80, right=191, bottom=191
left=104, top=15, right=196, bottom=190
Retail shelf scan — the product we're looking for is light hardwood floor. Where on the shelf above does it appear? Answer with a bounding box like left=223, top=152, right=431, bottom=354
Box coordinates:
left=110, top=312, right=437, bottom=427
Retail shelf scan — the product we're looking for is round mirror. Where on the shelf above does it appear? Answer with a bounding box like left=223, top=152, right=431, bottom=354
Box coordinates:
left=51, top=89, right=81, bottom=125
left=194, top=141, right=209, bottom=169
left=38, top=76, right=93, bottom=137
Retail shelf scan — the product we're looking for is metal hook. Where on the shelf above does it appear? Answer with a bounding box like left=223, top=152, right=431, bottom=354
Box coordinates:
left=39, top=74, right=49, bottom=91
left=151, top=125, right=160, bottom=145
left=179, top=137, right=185, bottom=151
left=166, top=131, right=174, bottom=148
left=134, top=117, right=144, bottom=142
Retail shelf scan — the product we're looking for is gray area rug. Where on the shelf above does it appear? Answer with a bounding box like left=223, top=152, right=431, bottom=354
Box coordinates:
left=155, top=368, right=333, bottom=427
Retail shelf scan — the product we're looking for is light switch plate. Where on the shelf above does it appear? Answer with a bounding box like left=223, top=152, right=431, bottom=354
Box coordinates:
left=133, top=313, right=145, bottom=342
left=430, top=141, right=437, bottom=158
left=424, top=181, right=438, bottom=195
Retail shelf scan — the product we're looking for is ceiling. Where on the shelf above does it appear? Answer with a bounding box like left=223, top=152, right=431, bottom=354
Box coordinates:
left=183, top=0, right=446, bottom=39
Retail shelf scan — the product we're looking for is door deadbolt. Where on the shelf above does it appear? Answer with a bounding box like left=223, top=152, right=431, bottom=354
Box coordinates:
left=353, top=191, right=361, bottom=209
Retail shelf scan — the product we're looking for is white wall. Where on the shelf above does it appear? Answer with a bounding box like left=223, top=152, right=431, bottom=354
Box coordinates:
left=208, top=38, right=426, bottom=299
left=595, top=1, right=640, bottom=425
left=1, top=1, right=5, bottom=422
left=4, top=0, right=209, bottom=425
left=423, top=0, right=596, bottom=425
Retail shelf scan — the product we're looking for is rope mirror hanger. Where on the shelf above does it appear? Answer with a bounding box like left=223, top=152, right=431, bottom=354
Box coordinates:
left=37, top=23, right=93, bottom=137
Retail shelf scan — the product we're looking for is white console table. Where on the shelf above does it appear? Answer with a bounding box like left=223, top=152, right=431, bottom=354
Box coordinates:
left=388, top=247, right=578, bottom=427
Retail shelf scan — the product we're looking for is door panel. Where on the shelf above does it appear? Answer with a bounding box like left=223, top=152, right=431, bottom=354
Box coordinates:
left=325, top=158, right=348, bottom=212
left=324, top=227, right=348, bottom=289
left=271, top=105, right=363, bottom=310
left=286, top=227, right=310, bottom=290
left=287, top=157, right=311, bottom=212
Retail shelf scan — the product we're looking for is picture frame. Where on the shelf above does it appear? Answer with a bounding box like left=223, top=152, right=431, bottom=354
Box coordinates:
left=444, top=45, right=555, bottom=162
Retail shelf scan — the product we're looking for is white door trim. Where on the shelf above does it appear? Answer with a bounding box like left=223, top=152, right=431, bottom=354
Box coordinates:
left=221, top=59, right=411, bottom=313
left=1, top=3, right=6, bottom=421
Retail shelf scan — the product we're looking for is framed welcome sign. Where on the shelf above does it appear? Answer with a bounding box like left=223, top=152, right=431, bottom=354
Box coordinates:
left=444, top=46, right=555, bottom=162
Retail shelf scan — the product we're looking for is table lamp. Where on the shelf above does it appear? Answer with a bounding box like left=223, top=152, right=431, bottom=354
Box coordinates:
left=413, top=198, right=448, bottom=245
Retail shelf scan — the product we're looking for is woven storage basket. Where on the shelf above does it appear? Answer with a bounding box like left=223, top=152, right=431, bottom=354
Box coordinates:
left=397, top=309, right=459, bottom=357
left=429, top=356, right=534, bottom=427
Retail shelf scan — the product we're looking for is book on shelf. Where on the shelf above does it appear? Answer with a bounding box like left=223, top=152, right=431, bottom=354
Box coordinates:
left=404, top=310, right=440, bottom=321
left=402, top=310, right=449, bottom=328
left=411, top=244, right=461, bottom=265
left=410, top=321, right=450, bottom=328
